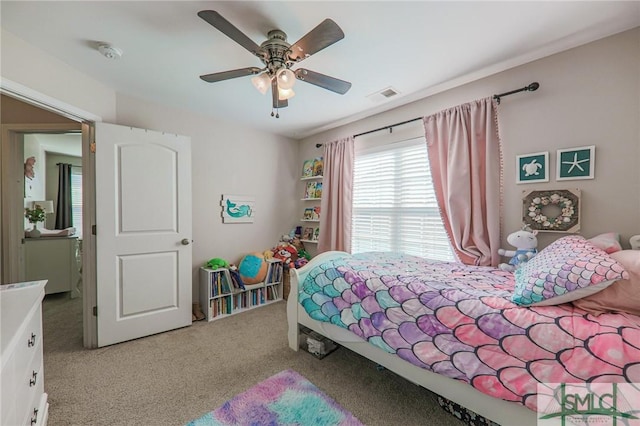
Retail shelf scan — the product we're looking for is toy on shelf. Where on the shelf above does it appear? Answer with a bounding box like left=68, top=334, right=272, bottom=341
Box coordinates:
left=205, top=257, right=229, bottom=269
left=498, top=226, right=538, bottom=272
left=238, top=252, right=269, bottom=284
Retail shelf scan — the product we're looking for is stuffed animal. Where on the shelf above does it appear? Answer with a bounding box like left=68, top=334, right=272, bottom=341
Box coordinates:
left=238, top=252, right=268, bottom=284
left=272, top=243, right=298, bottom=268
left=498, top=227, right=538, bottom=272
left=205, top=257, right=229, bottom=270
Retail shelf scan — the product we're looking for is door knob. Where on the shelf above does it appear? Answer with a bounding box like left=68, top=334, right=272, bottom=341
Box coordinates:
left=181, top=239, right=190, bottom=245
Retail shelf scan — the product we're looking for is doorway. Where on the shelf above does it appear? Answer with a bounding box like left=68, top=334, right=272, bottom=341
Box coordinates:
left=1, top=94, right=97, bottom=348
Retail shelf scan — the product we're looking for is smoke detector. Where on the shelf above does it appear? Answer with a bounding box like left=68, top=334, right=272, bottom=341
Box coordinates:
left=98, top=43, right=123, bottom=60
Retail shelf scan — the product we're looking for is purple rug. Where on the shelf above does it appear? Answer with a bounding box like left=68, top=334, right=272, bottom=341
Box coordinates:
left=187, top=369, right=364, bottom=426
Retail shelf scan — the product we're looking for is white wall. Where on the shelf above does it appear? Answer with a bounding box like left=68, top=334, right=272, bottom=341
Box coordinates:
left=115, top=94, right=300, bottom=298
left=0, top=29, right=117, bottom=122
left=299, top=28, right=640, bottom=251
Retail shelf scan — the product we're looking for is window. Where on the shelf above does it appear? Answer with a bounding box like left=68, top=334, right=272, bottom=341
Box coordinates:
left=71, top=167, right=83, bottom=238
left=351, top=137, right=454, bottom=261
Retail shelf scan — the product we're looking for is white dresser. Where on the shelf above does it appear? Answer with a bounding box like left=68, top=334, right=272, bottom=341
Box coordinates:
left=1, top=280, right=49, bottom=426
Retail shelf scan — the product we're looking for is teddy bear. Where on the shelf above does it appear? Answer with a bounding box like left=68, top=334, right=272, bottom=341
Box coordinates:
left=498, top=227, right=538, bottom=272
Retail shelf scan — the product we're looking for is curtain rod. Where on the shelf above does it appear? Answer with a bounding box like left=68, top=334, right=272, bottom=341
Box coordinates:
left=315, top=82, right=539, bottom=148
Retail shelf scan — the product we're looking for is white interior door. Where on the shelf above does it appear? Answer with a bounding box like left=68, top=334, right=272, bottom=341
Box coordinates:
left=95, top=123, right=192, bottom=347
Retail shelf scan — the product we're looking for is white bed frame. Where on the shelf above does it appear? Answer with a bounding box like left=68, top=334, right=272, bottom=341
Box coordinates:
left=287, top=251, right=537, bottom=426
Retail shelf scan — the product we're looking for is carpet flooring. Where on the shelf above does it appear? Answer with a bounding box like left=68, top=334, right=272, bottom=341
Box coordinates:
left=42, top=293, right=464, bottom=425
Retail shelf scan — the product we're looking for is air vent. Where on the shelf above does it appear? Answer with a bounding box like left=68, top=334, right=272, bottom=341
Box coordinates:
left=380, top=88, right=398, bottom=98
left=366, top=86, right=401, bottom=103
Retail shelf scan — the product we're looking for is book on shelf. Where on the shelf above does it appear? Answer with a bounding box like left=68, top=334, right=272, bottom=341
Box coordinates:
left=312, top=157, right=323, bottom=177
left=312, top=206, right=321, bottom=220
left=302, top=159, right=314, bottom=178
left=303, top=208, right=314, bottom=220
left=302, top=227, right=313, bottom=240
left=313, top=227, right=320, bottom=241
left=314, top=182, right=322, bottom=198
left=301, top=157, right=324, bottom=178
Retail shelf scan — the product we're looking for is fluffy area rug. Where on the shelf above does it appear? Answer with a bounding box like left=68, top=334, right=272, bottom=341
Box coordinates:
left=187, top=369, right=364, bottom=426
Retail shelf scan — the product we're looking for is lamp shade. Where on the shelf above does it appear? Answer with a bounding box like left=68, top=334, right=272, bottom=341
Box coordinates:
left=32, top=200, right=54, bottom=214
left=276, top=68, right=296, bottom=90
left=278, top=87, right=295, bottom=101
left=251, top=73, right=271, bottom=95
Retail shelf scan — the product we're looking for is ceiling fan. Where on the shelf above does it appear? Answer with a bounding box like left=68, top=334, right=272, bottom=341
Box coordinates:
left=198, top=10, right=352, bottom=117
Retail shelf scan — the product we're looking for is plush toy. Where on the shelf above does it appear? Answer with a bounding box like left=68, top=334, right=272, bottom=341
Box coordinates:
left=498, top=227, right=538, bottom=272
left=238, top=252, right=268, bottom=284
left=272, top=243, right=298, bottom=268
left=205, top=257, right=229, bottom=270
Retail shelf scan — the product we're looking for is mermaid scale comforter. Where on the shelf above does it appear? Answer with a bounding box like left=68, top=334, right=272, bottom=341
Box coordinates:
left=298, top=252, right=640, bottom=411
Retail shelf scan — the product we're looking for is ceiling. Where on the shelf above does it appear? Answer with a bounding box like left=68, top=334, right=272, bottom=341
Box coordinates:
left=2, top=2, right=639, bottom=139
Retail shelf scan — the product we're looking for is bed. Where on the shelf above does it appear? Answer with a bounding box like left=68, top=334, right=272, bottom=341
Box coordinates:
left=286, top=235, right=640, bottom=425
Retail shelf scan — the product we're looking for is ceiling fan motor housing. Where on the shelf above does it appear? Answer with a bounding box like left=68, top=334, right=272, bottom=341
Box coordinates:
left=260, top=29, right=292, bottom=75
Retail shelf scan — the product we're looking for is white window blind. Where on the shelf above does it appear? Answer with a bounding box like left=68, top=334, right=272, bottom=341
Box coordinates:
left=71, top=167, right=83, bottom=238
left=351, top=138, right=454, bottom=261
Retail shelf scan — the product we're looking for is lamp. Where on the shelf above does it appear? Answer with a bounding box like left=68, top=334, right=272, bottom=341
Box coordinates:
left=32, top=200, right=54, bottom=214
left=278, top=87, right=295, bottom=101
left=276, top=68, right=296, bottom=90
left=251, top=73, right=271, bottom=95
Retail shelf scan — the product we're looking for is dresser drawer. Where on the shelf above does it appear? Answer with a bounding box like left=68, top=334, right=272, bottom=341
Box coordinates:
left=15, top=306, right=42, bottom=378
left=16, top=350, right=44, bottom=426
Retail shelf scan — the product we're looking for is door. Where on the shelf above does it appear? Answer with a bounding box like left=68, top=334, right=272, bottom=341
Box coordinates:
left=95, top=123, right=192, bottom=347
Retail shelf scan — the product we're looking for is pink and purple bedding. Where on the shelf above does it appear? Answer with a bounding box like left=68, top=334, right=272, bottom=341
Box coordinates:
left=298, top=252, right=640, bottom=411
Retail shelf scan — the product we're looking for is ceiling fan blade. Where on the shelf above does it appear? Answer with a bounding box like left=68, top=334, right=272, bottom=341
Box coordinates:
left=198, top=10, right=262, bottom=56
left=288, top=19, right=344, bottom=62
left=271, top=79, right=288, bottom=109
left=200, top=67, right=261, bottom=83
left=294, top=69, right=352, bottom=94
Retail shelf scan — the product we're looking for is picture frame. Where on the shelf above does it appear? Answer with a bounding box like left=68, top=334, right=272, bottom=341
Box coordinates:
left=220, top=194, right=255, bottom=223
left=516, top=151, right=549, bottom=184
left=556, top=145, right=595, bottom=181
left=522, top=188, right=581, bottom=233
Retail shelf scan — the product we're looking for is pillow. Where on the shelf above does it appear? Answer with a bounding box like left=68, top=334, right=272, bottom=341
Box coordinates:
left=571, top=278, right=640, bottom=316
left=512, top=235, right=628, bottom=306
left=571, top=249, right=640, bottom=316
left=587, top=232, right=622, bottom=254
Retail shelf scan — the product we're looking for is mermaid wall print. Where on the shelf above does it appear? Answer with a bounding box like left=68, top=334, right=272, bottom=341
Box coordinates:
left=221, top=194, right=255, bottom=223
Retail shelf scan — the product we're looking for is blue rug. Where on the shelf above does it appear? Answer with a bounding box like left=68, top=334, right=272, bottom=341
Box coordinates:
left=187, top=369, right=364, bottom=426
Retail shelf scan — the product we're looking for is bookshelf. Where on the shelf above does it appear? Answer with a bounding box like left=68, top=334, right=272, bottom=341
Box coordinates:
left=199, top=258, right=283, bottom=322
left=300, top=157, right=323, bottom=245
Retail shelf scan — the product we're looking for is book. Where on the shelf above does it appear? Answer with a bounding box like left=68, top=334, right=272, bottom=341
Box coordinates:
left=303, top=227, right=313, bottom=240
left=314, top=182, right=323, bottom=198
left=313, top=227, right=320, bottom=241
left=312, top=157, right=323, bottom=176
left=304, top=182, right=317, bottom=199
left=303, top=208, right=314, bottom=220
left=302, top=159, right=314, bottom=178
left=312, top=206, right=321, bottom=220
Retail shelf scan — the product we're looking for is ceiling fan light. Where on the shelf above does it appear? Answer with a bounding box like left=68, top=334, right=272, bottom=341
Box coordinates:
left=278, top=87, right=295, bottom=100
left=276, top=68, right=296, bottom=90
left=251, top=73, right=271, bottom=95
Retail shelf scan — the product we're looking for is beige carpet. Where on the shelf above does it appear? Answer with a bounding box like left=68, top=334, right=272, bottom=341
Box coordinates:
left=42, top=293, right=464, bottom=426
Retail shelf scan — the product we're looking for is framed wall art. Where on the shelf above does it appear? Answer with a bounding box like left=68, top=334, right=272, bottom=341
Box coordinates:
left=516, top=151, right=549, bottom=184
left=556, top=145, right=595, bottom=181
left=522, top=188, right=581, bottom=233
left=220, top=194, right=255, bottom=223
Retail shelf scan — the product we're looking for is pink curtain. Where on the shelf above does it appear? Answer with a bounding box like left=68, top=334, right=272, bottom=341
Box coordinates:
left=423, top=97, right=502, bottom=266
left=318, top=136, right=354, bottom=253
